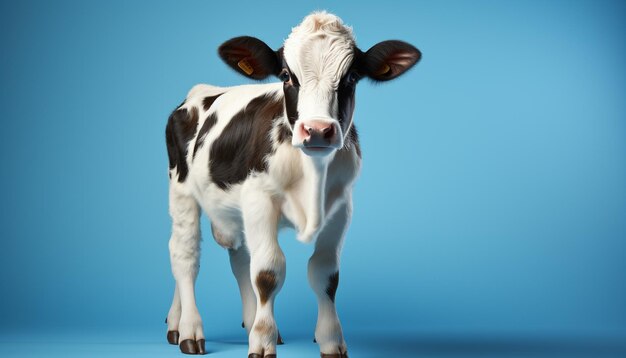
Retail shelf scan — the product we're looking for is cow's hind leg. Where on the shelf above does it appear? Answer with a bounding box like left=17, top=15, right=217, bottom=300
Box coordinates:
left=167, top=181, right=206, bottom=355
left=309, top=201, right=351, bottom=357
left=227, top=243, right=257, bottom=335
left=241, top=179, right=285, bottom=358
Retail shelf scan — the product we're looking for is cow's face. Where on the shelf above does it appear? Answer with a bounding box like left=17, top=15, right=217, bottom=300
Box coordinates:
left=218, top=12, right=421, bottom=157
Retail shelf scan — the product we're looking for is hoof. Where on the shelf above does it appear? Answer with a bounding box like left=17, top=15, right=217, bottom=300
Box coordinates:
left=180, top=339, right=197, bottom=354
left=180, top=339, right=206, bottom=355
left=197, top=339, right=206, bottom=355
left=167, top=330, right=179, bottom=345
left=248, top=354, right=263, bottom=358
left=277, top=331, right=284, bottom=345
left=265, top=355, right=277, bottom=358
left=321, top=353, right=348, bottom=358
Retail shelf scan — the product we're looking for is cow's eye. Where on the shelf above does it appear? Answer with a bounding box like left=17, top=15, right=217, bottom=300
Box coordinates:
left=279, top=69, right=291, bottom=82
left=346, top=71, right=359, bottom=85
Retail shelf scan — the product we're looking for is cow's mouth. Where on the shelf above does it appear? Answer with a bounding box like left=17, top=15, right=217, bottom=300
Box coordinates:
left=301, top=145, right=334, bottom=156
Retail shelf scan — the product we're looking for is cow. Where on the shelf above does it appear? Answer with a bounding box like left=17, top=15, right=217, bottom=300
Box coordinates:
left=164, top=11, right=421, bottom=357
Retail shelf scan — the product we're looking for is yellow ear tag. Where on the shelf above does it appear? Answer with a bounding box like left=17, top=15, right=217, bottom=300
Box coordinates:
left=375, top=63, right=391, bottom=76
left=237, top=59, right=254, bottom=75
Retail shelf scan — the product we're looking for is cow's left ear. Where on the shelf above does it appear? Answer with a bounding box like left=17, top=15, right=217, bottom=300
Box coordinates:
left=218, top=36, right=281, bottom=80
left=361, top=40, right=421, bottom=81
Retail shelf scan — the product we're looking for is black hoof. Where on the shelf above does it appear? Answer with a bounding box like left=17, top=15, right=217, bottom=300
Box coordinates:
left=196, top=339, right=206, bottom=355
left=167, top=330, right=179, bottom=345
left=248, top=354, right=263, bottom=358
left=178, top=339, right=206, bottom=355
left=277, top=331, right=284, bottom=345
left=265, top=355, right=277, bottom=358
left=180, top=339, right=197, bottom=354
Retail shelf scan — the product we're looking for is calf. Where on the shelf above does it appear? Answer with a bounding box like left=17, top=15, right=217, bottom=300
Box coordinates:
left=165, top=12, right=421, bottom=357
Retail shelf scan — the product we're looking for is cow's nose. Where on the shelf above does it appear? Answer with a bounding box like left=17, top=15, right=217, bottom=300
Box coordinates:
left=299, top=120, right=337, bottom=147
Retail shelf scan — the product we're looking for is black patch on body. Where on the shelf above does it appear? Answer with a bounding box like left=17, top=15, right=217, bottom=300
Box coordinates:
left=165, top=106, right=199, bottom=182
left=192, top=94, right=224, bottom=158
left=209, top=92, right=284, bottom=190
left=193, top=113, right=218, bottom=158
left=203, top=94, right=223, bottom=111
left=326, top=271, right=339, bottom=302
left=255, top=270, right=277, bottom=305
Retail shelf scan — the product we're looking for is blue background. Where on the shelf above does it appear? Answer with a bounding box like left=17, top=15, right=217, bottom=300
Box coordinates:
left=1, top=0, right=625, bottom=357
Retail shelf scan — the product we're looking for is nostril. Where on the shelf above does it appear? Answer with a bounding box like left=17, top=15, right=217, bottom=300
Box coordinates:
left=322, top=125, right=335, bottom=139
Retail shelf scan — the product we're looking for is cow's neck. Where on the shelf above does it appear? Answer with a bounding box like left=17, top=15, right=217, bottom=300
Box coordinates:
left=294, top=150, right=334, bottom=243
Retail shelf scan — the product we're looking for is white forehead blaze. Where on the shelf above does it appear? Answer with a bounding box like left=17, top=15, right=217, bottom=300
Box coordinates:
left=283, top=12, right=356, bottom=90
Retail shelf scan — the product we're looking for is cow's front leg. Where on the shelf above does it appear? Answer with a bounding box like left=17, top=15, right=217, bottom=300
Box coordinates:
left=229, top=243, right=285, bottom=345
left=308, top=201, right=351, bottom=358
left=167, top=182, right=206, bottom=355
left=242, top=180, right=285, bottom=358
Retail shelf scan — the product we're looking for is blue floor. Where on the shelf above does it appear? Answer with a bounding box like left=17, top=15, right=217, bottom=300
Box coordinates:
left=1, top=329, right=625, bottom=358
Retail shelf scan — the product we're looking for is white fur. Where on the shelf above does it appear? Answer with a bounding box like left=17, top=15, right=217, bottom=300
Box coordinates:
left=167, top=12, right=360, bottom=356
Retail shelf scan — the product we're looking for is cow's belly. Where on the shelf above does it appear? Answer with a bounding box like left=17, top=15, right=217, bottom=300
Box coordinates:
left=191, top=183, right=300, bottom=249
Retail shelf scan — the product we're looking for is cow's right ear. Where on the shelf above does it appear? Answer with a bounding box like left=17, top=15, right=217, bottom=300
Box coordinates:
left=218, top=36, right=281, bottom=80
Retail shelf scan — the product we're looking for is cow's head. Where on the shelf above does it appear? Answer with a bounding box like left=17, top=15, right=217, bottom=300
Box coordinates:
left=218, top=12, right=421, bottom=157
